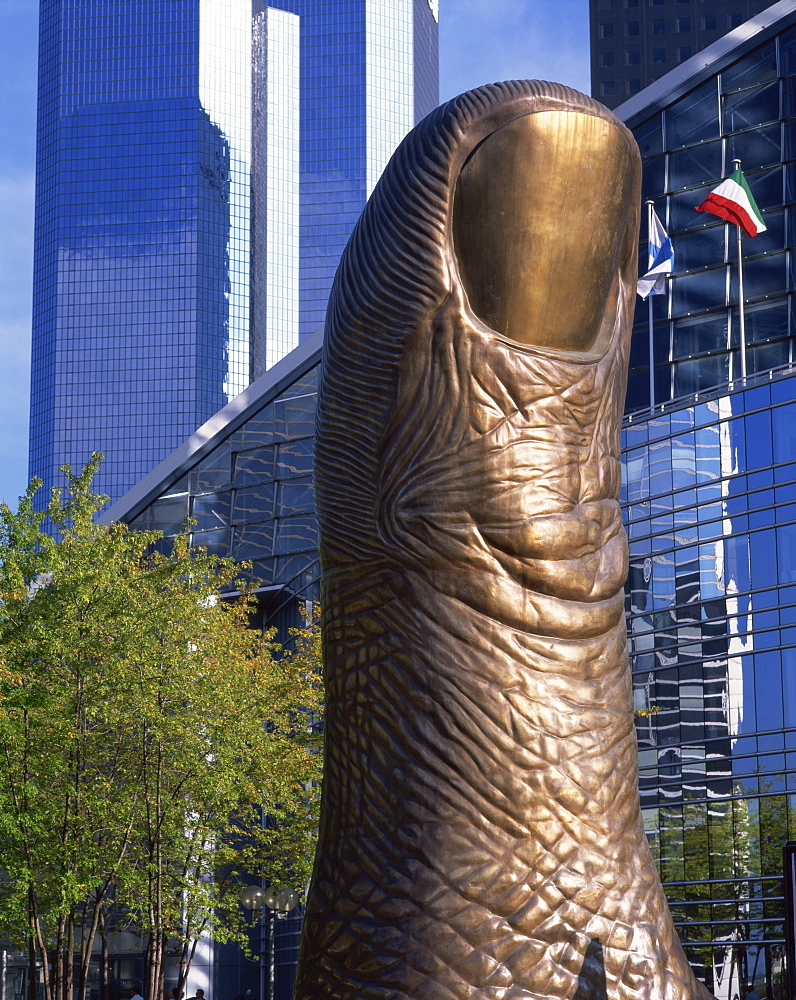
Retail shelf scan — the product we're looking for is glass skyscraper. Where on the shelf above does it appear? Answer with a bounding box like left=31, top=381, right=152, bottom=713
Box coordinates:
left=268, top=0, right=439, bottom=337
left=30, top=0, right=438, bottom=506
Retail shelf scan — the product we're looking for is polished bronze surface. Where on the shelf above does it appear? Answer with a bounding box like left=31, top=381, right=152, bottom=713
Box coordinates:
left=453, top=111, right=636, bottom=352
left=297, top=81, right=713, bottom=1000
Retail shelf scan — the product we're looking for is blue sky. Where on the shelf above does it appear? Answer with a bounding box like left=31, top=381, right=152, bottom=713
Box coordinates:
left=0, top=0, right=589, bottom=509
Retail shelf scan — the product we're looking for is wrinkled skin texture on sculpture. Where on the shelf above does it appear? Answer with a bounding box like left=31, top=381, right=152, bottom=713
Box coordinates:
left=296, top=81, right=714, bottom=1000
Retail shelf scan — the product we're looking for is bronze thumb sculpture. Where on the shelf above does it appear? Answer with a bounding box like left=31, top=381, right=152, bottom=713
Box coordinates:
left=296, top=80, right=713, bottom=1000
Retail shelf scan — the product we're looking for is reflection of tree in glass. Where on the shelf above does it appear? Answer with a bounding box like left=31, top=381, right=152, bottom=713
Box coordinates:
left=647, top=777, right=791, bottom=1000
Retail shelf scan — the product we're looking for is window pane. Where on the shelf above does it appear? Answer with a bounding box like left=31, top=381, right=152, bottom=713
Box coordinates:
left=673, top=354, right=730, bottom=396
left=747, top=206, right=785, bottom=254
left=234, top=522, right=275, bottom=561
left=665, top=81, right=720, bottom=149
left=727, top=123, right=781, bottom=170
left=672, top=313, right=728, bottom=360
left=748, top=339, right=790, bottom=374
left=780, top=25, right=796, bottom=78
left=233, top=447, right=275, bottom=487
left=673, top=268, right=727, bottom=314
left=743, top=297, right=789, bottom=345
left=730, top=251, right=786, bottom=301
left=278, top=477, right=314, bottom=515
left=190, top=527, right=232, bottom=557
left=642, top=153, right=665, bottom=196
left=670, top=182, right=717, bottom=232
left=721, top=40, right=777, bottom=93
left=668, top=138, right=722, bottom=191
left=149, top=495, right=189, bottom=535
left=636, top=114, right=664, bottom=157
left=275, top=438, right=314, bottom=478
left=723, top=81, right=780, bottom=133
left=274, top=394, right=316, bottom=439
left=191, top=491, right=232, bottom=531
left=232, top=483, right=274, bottom=523
left=671, top=223, right=725, bottom=272
left=273, top=515, right=319, bottom=555
left=190, top=442, right=232, bottom=492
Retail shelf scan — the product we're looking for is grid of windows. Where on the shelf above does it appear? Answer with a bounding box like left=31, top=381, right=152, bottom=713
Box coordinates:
left=590, top=0, right=774, bottom=109
left=129, top=363, right=320, bottom=600
left=625, top=27, right=796, bottom=412
left=31, top=1, right=439, bottom=507
left=32, top=0, right=258, bottom=505
left=267, top=0, right=438, bottom=338
left=621, top=369, right=796, bottom=994
left=198, top=0, right=253, bottom=399
left=366, top=0, right=414, bottom=196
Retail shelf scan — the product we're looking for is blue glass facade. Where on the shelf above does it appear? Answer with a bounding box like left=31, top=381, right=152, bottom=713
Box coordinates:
left=31, top=0, right=263, bottom=505
left=616, top=13, right=796, bottom=995
left=622, top=369, right=796, bottom=999
left=125, top=357, right=321, bottom=606
left=31, top=0, right=438, bottom=506
left=267, top=0, right=439, bottom=337
left=620, top=12, right=796, bottom=413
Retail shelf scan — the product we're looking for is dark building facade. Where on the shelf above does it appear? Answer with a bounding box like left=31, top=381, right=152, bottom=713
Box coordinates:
left=590, top=0, right=775, bottom=108
left=615, top=0, right=796, bottom=412
left=622, top=369, right=796, bottom=1000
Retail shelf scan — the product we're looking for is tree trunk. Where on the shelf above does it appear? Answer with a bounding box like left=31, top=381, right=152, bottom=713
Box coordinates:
left=65, top=906, right=75, bottom=1000
left=27, top=935, right=36, bottom=1000
left=99, top=908, right=109, bottom=1000
left=77, top=892, right=104, bottom=1000
left=28, top=888, right=52, bottom=1000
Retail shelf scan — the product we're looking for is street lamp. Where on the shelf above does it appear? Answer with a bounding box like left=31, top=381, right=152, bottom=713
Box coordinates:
left=239, top=886, right=300, bottom=1000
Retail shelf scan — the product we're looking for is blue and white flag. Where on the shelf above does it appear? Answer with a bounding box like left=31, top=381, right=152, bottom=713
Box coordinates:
left=637, top=209, right=674, bottom=299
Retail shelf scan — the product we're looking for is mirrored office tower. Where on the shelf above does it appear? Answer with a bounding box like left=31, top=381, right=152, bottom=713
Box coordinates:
left=266, top=0, right=439, bottom=337
left=30, top=0, right=439, bottom=506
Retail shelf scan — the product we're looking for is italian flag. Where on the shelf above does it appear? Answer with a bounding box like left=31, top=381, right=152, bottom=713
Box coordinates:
left=696, top=167, right=767, bottom=238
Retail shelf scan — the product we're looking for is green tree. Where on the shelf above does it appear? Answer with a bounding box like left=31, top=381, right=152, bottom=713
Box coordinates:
left=0, top=457, right=323, bottom=1000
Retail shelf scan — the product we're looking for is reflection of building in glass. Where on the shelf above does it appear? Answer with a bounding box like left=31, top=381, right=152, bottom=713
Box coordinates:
left=621, top=374, right=796, bottom=1000
left=616, top=9, right=796, bottom=995
left=30, top=1, right=438, bottom=507
left=105, top=334, right=323, bottom=616
left=615, top=3, right=796, bottom=413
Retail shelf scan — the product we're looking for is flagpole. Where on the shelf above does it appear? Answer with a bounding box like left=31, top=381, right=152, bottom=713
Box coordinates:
left=733, top=158, right=747, bottom=380
left=647, top=199, right=655, bottom=409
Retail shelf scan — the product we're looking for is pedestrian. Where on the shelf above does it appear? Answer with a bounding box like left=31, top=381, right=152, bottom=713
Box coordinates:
left=130, top=988, right=145, bottom=1000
